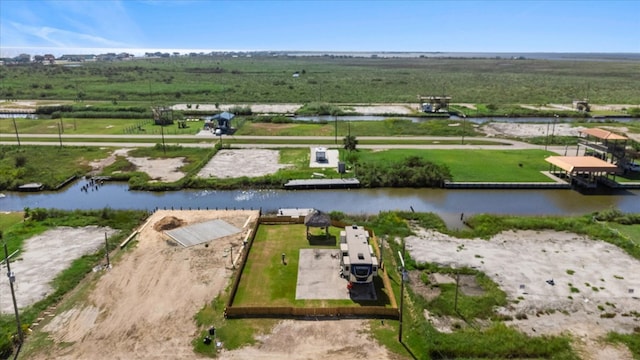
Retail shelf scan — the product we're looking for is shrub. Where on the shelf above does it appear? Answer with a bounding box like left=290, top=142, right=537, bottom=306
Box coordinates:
left=14, top=155, right=26, bottom=168
left=228, top=105, right=252, bottom=115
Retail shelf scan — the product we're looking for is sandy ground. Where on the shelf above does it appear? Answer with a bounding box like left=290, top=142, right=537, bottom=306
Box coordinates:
left=405, top=228, right=640, bottom=360
left=197, top=149, right=291, bottom=178
left=346, top=103, right=417, bottom=115
left=481, top=123, right=586, bottom=138
left=479, top=122, right=640, bottom=143
left=11, top=212, right=639, bottom=359
left=32, top=210, right=258, bottom=360
left=0, top=226, right=117, bottom=313
left=25, top=210, right=399, bottom=360
left=216, top=319, right=395, bottom=360
left=89, top=148, right=187, bottom=182
left=173, top=103, right=417, bottom=115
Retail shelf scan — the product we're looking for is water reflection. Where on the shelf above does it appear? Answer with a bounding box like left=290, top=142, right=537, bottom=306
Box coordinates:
left=1, top=181, right=638, bottom=218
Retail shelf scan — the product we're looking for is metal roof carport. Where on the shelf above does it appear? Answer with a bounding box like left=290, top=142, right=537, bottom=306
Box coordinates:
left=165, top=219, right=240, bottom=247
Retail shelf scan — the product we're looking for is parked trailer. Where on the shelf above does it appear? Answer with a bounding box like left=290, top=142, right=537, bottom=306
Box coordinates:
left=340, top=225, right=378, bottom=283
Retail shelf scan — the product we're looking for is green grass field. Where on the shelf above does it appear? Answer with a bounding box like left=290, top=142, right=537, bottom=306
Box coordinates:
left=233, top=223, right=392, bottom=308
left=356, top=148, right=555, bottom=182
left=0, top=117, right=199, bottom=135
left=2, top=56, right=639, bottom=105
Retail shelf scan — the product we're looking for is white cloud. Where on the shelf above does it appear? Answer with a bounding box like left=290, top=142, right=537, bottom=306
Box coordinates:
left=8, top=21, right=131, bottom=48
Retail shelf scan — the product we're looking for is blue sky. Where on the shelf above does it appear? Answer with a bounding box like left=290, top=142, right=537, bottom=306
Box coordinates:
left=1, top=0, right=639, bottom=57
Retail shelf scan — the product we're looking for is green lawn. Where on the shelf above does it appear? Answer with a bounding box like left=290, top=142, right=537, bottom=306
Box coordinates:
left=0, top=145, right=112, bottom=190
left=233, top=224, right=342, bottom=307
left=0, top=212, right=24, bottom=233
left=0, top=117, right=199, bottom=136
left=356, top=149, right=555, bottom=182
left=233, top=224, right=391, bottom=308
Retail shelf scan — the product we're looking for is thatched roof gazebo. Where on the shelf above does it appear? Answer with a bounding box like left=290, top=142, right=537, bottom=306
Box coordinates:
left=304, top=209, right=331, bottom=239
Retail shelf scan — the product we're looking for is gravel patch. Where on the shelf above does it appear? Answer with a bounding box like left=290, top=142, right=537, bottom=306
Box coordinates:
left=197, top=149, right=291, bottom=178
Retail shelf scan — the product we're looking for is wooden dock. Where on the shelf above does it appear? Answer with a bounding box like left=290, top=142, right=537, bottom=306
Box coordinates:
left=443, top=181, right=571, bottom=189
left=284, top=178, right=360, bottom=190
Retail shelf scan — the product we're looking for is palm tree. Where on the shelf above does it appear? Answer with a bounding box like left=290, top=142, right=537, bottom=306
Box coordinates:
left=343, top=134, right=358, bottom=152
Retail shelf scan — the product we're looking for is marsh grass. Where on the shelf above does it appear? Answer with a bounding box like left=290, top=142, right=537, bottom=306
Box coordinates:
left=0, top=145, right=111, bottom=190
left=2, top=57, right=639, bottom=105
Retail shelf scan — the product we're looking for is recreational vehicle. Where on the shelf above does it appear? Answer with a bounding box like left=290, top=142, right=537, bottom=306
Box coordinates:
left=340, top=225, right=378, bottom=283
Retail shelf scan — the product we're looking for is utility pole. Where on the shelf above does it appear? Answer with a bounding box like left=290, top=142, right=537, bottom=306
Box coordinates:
left=461, top=114, right=466, bottom=145
left=551, top=114, right=558, bottom=145
left=3, top=237, right=24, bottom=350
left=160, top=123, right=166, bottom=154
left=453, top=266, right=460, bottom=314
left=104, top=232, right=110, bottom=268
left=57, top=123, right=63, bottom=148
left=334, top=114, right=338, bottom=144
left=545, top=120, right=550, bottom=151
left=11, top=114, right=20, bottom=147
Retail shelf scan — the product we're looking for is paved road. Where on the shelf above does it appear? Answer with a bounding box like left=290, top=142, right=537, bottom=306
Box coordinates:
left=0, top=133, right=576, bottom=154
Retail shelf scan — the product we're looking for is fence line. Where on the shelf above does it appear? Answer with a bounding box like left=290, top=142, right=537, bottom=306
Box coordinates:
left=224, top=216, right=398, bottom=319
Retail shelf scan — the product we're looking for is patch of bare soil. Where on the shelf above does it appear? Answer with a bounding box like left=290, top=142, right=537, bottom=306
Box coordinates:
left=172, top=103, right=303, bottom=114
left=33, top=210, right=259, bottom=360
left=88, top=148, right=131, bottom=175
left=89, top=148, right=187, bottom=182
left=197, top=149, right=291, bottom=178
left=481, top=122, right=586, bottom=138
left=217, top=319, right=399, bottom=360
left=126, top=156, right=187, bottom=182
left=0, top=226, right=117, bottom=313
left=346, top=103, right=416, bottom=115
left=405, top=228, right=640, bottom=358
left=153, top=216, right=185, bottom=231
left=28, top=210, right=401, bottom=360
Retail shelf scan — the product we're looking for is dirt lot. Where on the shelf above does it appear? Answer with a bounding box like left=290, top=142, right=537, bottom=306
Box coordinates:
left=173, top=103, right=417, bottom=115
left=89, top=148, right=187, bottom=182
left=24, top=210, right=396, bottom=360
left=0, top=226, right=118, bottom=313
left=405, top=228, right=640, bottom=360
left=197, top=149, right=290, bottom=178
left=11, top=212, right=639, bottom=359
left=480, top=123, right=586, bottom=138
left=31, top=210, right=258, bottom=360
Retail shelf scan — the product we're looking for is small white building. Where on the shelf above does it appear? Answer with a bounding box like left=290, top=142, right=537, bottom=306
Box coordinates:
left=315, top=147, right=327, bottom=163
left=340, top=225, right=378, bottom=283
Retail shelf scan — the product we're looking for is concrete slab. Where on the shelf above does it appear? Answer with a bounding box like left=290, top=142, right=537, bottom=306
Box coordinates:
left=309, top=147, right=339, bottom=169
left=296, top=249, right=349, bottom=300
left=165, top=219, right=240, bottom=247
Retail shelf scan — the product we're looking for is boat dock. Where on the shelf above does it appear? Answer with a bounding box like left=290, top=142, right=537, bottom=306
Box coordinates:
left=443, top=181, right=571, bottom=189
left=284, top=178, right=360, bottom=190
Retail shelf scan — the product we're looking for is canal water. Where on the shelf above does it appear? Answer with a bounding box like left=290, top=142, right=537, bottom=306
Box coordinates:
left=2, top=180, right=639, bottom=226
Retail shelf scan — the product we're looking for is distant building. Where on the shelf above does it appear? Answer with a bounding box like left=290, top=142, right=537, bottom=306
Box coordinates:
left=44, top=54, right=56, bottom=64
left=418, top=95, right=451, bottom=113
left=212, top=111, right=235, bottom=134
